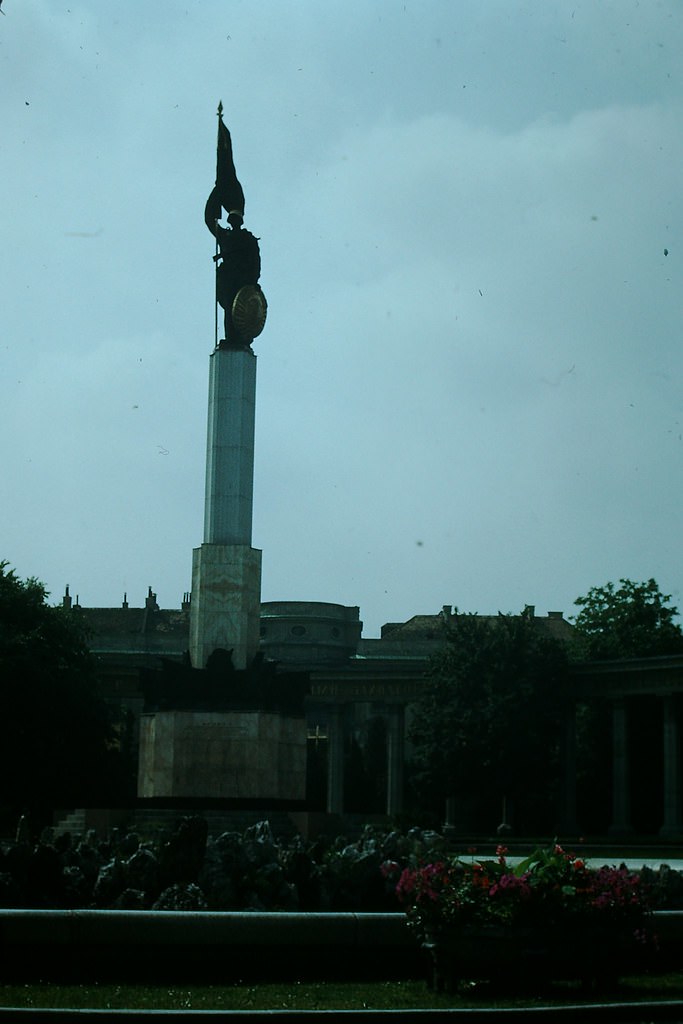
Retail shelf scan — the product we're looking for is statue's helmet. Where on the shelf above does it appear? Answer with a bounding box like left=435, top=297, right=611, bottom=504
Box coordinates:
left=228, top=209, right=244, bottom=229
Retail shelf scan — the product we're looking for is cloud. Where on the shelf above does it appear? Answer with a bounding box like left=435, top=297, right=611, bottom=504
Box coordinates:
left=3, top=1, right=683, bottom=632
left=254, top=98, right=683, bottom=627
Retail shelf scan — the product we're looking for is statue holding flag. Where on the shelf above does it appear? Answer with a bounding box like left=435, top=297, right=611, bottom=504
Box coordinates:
left=205, top=103, right=267, bottom=348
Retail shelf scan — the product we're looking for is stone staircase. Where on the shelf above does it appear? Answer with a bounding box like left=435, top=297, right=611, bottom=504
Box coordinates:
left=53, top=807, right=301, bottom=841
left=128, top=808, right=301, bottom=841
left=52, top=808, right=88, bottom=835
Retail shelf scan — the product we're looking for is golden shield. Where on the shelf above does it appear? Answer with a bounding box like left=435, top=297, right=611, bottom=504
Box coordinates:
left=232, top=285, right=268, bottom=340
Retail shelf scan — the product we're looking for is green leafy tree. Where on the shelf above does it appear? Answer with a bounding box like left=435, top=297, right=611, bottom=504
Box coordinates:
left=408, top=609, right=570, bottom=832
left=0, top=562, right=129, bottom=829
left=571, top=580, right=683, bottom=832
left=572, top=578, right=683, bottom=660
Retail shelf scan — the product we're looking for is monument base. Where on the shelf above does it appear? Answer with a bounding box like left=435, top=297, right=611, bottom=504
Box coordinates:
left=137, top=709, right=307, bottom=800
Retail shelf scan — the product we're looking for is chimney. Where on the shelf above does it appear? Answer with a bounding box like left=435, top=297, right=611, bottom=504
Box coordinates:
left=62, top=585, right=72, bottom=610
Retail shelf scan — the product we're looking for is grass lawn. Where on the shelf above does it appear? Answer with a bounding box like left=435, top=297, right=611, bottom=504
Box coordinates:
left=2, top=975, right=683, bottom=1010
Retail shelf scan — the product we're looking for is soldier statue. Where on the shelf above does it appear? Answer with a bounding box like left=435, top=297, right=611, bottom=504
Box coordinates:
left=204, top=103, right=267, bottom=348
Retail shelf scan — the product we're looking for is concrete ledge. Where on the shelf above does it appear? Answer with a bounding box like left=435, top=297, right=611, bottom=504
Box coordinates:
left=0, top=911, right=418, bottom=984
left=0, top=910, right=411, bottom=949
left=1, top=910, right=682, bottom=984
left=3, top=909, right=682, bottom=947
left=3, top=1003, right=683, bottom=1023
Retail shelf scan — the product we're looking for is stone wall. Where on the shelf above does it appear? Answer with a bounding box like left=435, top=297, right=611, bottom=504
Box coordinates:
left=137, top=710, right=306, bottom=800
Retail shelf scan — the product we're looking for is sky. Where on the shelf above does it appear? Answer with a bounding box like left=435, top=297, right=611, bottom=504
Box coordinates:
left=2, top=1, right=682, bottom=638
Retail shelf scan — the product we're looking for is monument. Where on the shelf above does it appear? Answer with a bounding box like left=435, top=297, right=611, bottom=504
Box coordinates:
left=190, top=101, right=267, bottom=671
left=137, top=106, right=308, bottom=803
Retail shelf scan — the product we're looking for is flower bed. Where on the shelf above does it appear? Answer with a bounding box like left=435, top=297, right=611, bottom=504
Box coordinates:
left=386, top=844, right=654, bottom=990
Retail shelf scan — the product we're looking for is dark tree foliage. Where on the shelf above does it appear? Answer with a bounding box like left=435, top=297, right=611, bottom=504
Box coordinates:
left=571, top=580, right=683, bottom=833
left=0, top=563, right=128, bottom=827
left=572, top=578, right=683, bottom=660
left=408, top=609, right=570, bottom=832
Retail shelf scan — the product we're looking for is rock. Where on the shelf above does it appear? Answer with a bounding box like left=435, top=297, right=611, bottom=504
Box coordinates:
left=113, top=888, right=147, bottom=909
left=281, top=845, right=321, bottom=910
left=251, top=861, right=287, bottom=905
left=198, top=832, right=244, bottom=909
left=124, top=847, right=159, bottom=896
left=0, top=871, right=23, bottom=908
left=53, top=832, right=72, bottom=856
left=61, top=865, right=90, bottom=907
left=118, top=832, right=140, bottom=858
left=93, top=858, right=125, bottom=906
left=242, top=820, right=277, bottom=868
left=27, top=843, right=63, bottom=907
left=159, top=817, right=208, bottom=886
left=2, top=842, right=30, bottom=898
left=152, top=882, right=208, bottom=910
left=75, top=841, right=101, bottom=888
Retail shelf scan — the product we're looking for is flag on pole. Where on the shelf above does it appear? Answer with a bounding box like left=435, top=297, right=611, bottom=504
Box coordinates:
left=216, top=114, right=245, bottom=218
left=205, top=103, right=246, bottom=235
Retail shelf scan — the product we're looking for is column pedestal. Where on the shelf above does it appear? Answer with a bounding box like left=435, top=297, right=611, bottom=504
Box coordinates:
left=189, top=543, right=261, bottom=670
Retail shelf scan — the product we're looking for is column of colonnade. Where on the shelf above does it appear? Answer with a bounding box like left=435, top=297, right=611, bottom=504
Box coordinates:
left=327, top=695, right=682, bottom=833
left=519, top=695, right=683, bottom=838
left=660, top=695, right=682, bottom=837
left=324, top=703, right=406, bottom=817
left=605, top=695, right=682, bottom=837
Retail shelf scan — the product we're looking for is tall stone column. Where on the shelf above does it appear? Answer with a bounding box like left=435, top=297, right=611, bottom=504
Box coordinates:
left=660, top=696, right=682, bottom=837
left=386, top=705, right=405, bottom=817
left=609, top=699, right=633, bottom=834
left=189, top=345, right=262, bottom=671
left=203, top=345, right=257, bottom=546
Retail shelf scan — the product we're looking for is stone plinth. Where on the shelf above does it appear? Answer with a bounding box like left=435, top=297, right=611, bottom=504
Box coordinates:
left=190, top=543, right=261, bottom=670
left=137, top=709, right=307, bottom=800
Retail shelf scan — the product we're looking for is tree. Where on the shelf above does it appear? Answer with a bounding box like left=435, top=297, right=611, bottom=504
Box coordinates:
left=0, top=562, right=129, bottom=829
left=570, top=579, right=683, bottom=832
left=571, top=578, right=683, bottom=660
left=407, top=609, right=570, bottom=832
